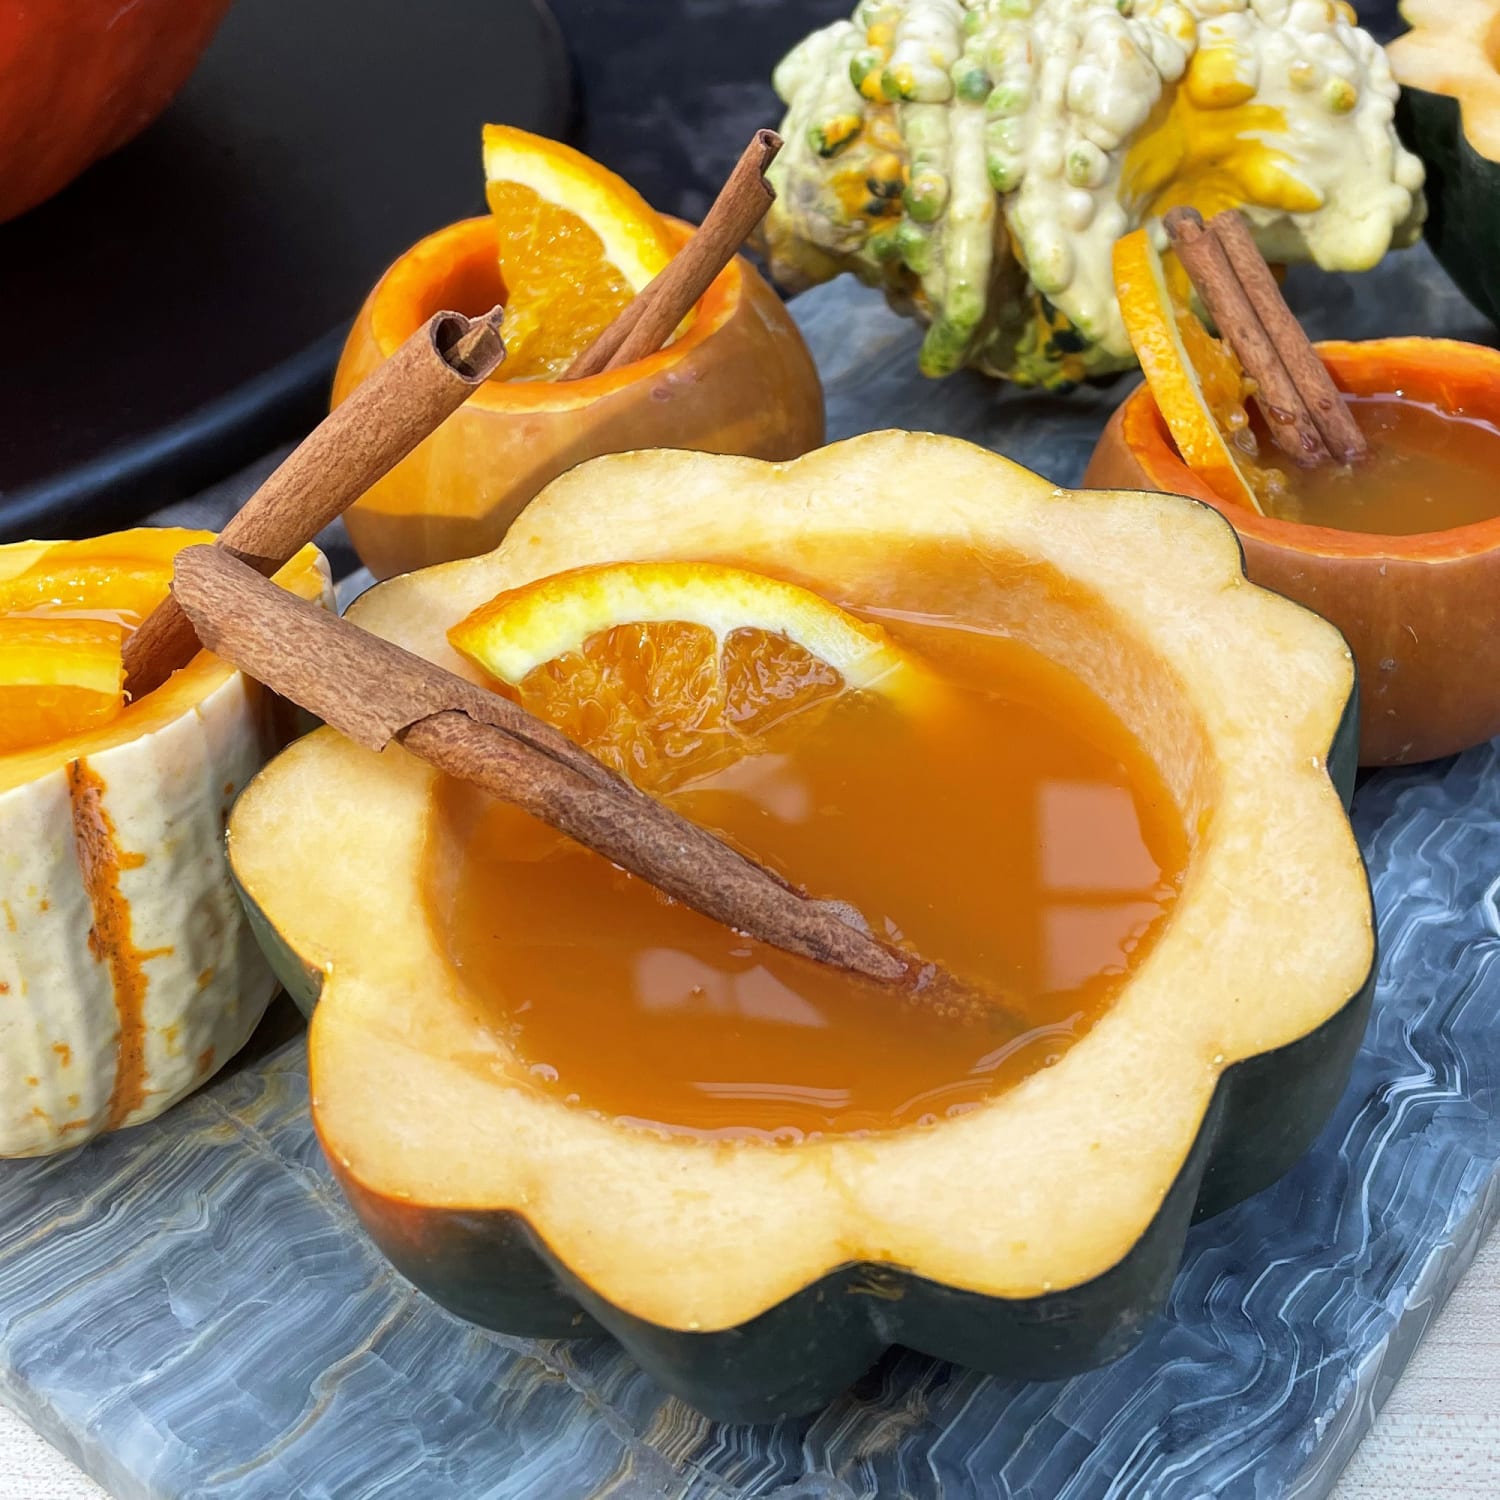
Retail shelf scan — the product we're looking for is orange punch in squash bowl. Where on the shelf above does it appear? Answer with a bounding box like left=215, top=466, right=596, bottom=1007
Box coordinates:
left=1087, top=337, right=1500, bottom=767
left=335, top=216, right=825, bottom=579
left=227, top=434, right=1375, bottom=1420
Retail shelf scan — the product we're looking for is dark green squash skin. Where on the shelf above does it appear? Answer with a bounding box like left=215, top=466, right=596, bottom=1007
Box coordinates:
left=230, top=675, right=1375, bottom=1423
left=1397, top=85, right=1500, bottom=327
left=233, top=860, right=323, bottom=1017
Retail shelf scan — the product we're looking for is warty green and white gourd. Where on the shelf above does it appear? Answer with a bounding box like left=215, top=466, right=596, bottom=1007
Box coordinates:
left=764, top=0, right=1426, bottom=386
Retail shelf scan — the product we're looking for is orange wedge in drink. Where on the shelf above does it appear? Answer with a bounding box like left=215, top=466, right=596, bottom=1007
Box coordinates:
left=0, top=527, right=227, bottom=754
left=0, top=528, right=213, bottom=625
left=1113, top=226, right=1278, bottom=515
left=482, top=125, right=677, bottom=380
left=0, top=618, right=126, bottom=755
left=448, top=560, right=927, bottom=790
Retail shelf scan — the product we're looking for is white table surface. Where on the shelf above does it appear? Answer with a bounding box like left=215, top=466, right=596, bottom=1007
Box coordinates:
left=2, top=1227, right=1495, bottom=1498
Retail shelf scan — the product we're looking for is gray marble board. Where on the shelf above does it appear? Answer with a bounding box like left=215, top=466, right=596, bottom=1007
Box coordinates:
left=2, top=243, right=1499, bottom=1499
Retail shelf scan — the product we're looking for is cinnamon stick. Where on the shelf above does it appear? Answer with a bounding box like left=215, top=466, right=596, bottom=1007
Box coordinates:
left=563, top=130, right=781, bottom=380
left=173, top=545, right=1019, bottom=1030
left=121, top=307, right=507, bottom=702
left=1164, top=207, right=1329, bottom=467
left=1208, top=210, right=1367, bottom=464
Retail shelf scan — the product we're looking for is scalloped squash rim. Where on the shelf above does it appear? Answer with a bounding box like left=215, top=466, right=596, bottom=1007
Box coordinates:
left=229, top=432, right=1373, bottom=1363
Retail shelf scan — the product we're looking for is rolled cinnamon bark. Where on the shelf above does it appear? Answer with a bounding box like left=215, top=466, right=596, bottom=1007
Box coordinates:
left=1208, top=210, right=1367, bottom=464
left=1164, top=207, right=1330, bottom=467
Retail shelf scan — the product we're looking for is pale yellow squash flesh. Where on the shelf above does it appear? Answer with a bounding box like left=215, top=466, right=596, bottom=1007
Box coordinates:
left=1389, top=0, right=1500, bottom=160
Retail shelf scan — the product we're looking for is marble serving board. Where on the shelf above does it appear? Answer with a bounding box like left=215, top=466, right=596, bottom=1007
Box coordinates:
left=4, top=243, right=1500, bottom=1500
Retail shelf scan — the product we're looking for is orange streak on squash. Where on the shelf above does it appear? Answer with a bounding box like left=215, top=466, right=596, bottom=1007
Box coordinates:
left=65, top=759, right=171, bottom=1128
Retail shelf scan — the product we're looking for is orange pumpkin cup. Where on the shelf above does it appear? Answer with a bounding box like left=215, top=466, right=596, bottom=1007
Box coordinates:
left=1086, top=337, right=1500, bottom=767
left=334, top=216, right=826, bottom=579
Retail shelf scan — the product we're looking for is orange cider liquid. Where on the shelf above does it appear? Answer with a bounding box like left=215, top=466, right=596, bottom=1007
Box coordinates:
left=1260, top=394, right=1500, bottom=535
left=429, top=615, right=1187, bottom=1142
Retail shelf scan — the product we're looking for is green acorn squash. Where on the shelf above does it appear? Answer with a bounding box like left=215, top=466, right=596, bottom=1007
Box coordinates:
left=1391, top=0, right=1500, bottom=326
left=228, top=433, right=1374, bottom=1422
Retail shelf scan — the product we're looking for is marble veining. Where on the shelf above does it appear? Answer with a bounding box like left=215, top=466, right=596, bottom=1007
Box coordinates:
left=2, top=238, right=1499, bottom=1498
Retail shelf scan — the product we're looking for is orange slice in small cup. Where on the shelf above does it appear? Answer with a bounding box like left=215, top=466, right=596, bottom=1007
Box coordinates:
left=0, top=618, right=126, bottom=755
left=1113, top=226, right=1278, bottom=516
left=0, top=528, right=213, bottom=625
left=482, top=125, right=676, bottom=380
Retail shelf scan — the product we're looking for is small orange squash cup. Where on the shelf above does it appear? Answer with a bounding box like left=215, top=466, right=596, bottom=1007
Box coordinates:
left=334, top=217, right=825, bottom=579
left=1085, top=337, right=1500, bottom=766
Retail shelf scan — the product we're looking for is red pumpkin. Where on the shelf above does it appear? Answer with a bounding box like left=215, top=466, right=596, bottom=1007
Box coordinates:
left=0, top=0, right=232, bottom=223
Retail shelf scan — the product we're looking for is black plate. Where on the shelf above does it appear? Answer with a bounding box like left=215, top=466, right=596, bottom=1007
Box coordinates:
left=0, top=0, right=573, bottom=541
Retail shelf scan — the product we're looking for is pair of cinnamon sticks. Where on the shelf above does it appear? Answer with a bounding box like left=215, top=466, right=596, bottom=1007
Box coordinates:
left=119, top=131, right=1013, bottom=1029
left=1164, top=207, right=1367, bottom=468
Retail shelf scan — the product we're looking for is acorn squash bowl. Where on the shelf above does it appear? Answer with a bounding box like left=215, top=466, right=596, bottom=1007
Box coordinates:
left=1389, top=0, right=1500, bottom=329
left=228, top=433, right=1374, bottom=1421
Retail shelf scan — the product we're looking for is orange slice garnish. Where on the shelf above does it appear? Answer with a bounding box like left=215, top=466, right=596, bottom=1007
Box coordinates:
left=0, top=618, right=125, bottom=755
left=0, top=528, right=216, bottom=625
left=448, top=561, right=927, bottom=790
left=1113, top=226, right=1282, bottom=515
left=482, top=125, right=676, bottom=381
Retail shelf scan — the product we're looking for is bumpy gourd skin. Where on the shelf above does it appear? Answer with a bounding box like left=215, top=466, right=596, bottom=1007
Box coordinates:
left=765, top=0, right=1427, bottom=387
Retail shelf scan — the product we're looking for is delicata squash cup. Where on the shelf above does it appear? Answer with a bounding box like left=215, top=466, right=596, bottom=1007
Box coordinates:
left=228, top=433, right=1375, bottom=1421
left=1086, top=337, right=1500, bottom=766
left=334, top=217, right=826, bottom=579
left=0, top=532, right=331, bottom=1157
